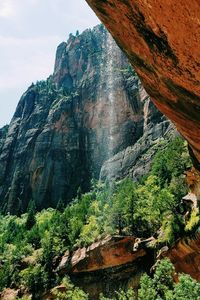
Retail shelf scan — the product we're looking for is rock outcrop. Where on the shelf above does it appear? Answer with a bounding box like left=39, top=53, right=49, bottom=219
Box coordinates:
left=0, top=289, right=21, bottom=300
left=56, top=236, right=152, bottom=299
left=56, top=233, right=200, bottom=298
left=58, top=236, right=147, bottom=273
left=86, top=0, right=200, bottom=169
left=0, top=25, right=172, bottom=213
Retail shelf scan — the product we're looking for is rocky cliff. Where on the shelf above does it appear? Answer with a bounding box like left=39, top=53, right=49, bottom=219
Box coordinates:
left=0, top=25, right=173, bottom=213
left=56, top=236, right=152, bottom=299
left=0, top=126, right=8, bottom=152
left=166, top=232, right=200, bottom=282
left=54, top=234, right=200, bottom=299
left=0, top=233, right=199, bottom=299
left=86, top=0, right=200, bottom=170
left=58, top=233, right=200, bottom=299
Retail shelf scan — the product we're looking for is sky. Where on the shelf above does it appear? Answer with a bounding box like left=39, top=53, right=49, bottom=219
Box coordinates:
left=0, top=0, right=99, bottom=127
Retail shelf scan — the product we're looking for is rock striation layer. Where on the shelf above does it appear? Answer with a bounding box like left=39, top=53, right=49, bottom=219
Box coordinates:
left=0, top=25, right=172, bottom=213
left=56, top=233, right=200, bottom=298
left=56, top=236, right=152, bottom=299
left=86, top=0, right=200, bottom=168
left=166, top=232, right=200, bottom=281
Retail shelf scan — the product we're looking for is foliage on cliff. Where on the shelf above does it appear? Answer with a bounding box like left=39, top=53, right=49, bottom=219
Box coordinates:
left=0, top=137, right=199, bottom=298
left=138, top=259, right=200, bottom=300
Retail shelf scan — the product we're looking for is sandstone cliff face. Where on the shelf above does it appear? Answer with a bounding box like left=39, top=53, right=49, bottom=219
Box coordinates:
left=54, top=233, right=200, bottom=298
left=166, top=232, right=200, bottom=281
left=56, top=236, right=152, bottom=299
left=86, top=0, right=200, bottom=169
left=0, top=25, right=171, bottom=213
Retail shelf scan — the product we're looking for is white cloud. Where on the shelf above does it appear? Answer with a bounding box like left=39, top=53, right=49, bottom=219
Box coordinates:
left=29, top=0, right=40, bottom=5
left=0, top=35, right=61, bottom=89
left=0, top=0, right=15, bottom=18
left=0, top=0, right=99, bottom=126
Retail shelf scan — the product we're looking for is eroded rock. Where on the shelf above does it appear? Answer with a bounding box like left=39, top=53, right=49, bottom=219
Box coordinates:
left=166, top=233, right=200, bottom=281
left=57, top=236, right=152, bottom=299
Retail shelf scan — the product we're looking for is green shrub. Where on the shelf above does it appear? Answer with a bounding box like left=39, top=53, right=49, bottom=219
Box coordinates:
left=20, top=264, right=48, bottom=296
left=138, top=258, right=200, bottom=300
left=53, top=277, right=88, bottom=299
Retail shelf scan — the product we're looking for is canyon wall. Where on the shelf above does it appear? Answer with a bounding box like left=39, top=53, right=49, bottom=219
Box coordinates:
left=86, top=0, right=200, bottom=169
left=0, top=25, right=172, bottom=213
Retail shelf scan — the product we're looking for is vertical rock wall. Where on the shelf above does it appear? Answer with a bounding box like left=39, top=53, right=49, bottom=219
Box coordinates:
left=86, top=0, right=200, bottom=167
left=0, top=25, right=171, bottom=213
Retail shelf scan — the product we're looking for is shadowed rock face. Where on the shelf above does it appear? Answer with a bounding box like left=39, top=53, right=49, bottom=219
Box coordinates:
left=166, top=233, right=200, bottom=281
left=100, top=120, right=175, bottom=181
left=86, top=0, right=200, bottom=167
left=0, top=25, right=171, bottom=213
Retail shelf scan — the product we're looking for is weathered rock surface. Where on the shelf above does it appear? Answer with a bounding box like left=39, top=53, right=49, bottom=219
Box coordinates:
left=58, top=236, right=146, bottom=273
left=0, top=25, right=172, bottom=213
left=57, top=236, right=152, bottom=299
left=185, top=167, right=200, bottom=199
left=166, top=232, right=200, bottom=281
left=0, top=125, right=8, bottom=152
left=0, top=288, right=20, bottom=300
left=86, top=0, right=200, bottom=168
left=55, top=233, right=200, bottom=298
left=100, top=120, right=176, bottom=181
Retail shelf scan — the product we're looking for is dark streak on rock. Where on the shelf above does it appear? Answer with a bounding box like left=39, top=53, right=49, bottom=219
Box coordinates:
left=125, top=7, right=178, bottom=65
left=164, top=79, right=200, bottom=103
left=130, top=53, right=156, bottom=74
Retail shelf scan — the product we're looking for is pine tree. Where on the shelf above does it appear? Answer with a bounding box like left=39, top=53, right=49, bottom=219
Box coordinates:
left=25, top=200, right=36, bottom=230
left=56, top=198, right=65, bottom=212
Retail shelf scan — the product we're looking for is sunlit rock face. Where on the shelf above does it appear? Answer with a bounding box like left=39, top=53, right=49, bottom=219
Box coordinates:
left=0, top=25, right=171, bottom=213
left=56, top=234, right=200, bottom=299
left=86, top=0, right=200, bottom=168
left=56, top=236, right=153, bottom=299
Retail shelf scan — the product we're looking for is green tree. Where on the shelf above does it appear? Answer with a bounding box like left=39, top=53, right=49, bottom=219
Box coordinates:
left=41, top=232, right=54, bottom=278
left=26, top=225, right=41, bottom=248
left=109, top=179, right=137, bottom=235
left=151, top=137, right=191, bottom=188
left=134, top=176, right=161, bottom=236
left=25, top=200, right=36, bottom=230
left=153, top=258, right=174, bottom=297
left=138, top=259, right=174, bottom=300
left=174, top=274, right=200, bottom=300
left=138, top=273, right=157, bottom=300
left=53, top=277, right=88, bottom=299
left=20, top=264, right=48, bottom=299
left=79, top=215, right=100, bottom=246
left=138, top=259, right=200, bottom=300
